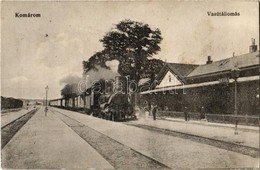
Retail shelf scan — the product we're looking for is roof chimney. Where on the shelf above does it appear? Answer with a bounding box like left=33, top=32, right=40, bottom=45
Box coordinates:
left=206, top=56, right=213, bottom=64
left=249, top=38, right=257, bottom=53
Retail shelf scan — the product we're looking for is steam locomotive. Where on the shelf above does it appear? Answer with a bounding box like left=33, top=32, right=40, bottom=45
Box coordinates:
left=50, top=76, right=135, bottom=121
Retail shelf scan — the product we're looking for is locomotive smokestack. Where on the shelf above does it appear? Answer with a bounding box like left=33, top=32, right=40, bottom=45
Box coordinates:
left=114, top=76, right=127, bottom=94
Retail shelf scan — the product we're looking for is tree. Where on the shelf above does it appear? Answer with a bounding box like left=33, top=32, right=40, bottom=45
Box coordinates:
left=83, top=19, right=163, bottom=85
left=83, top=50, right=110, bottom=72
left=83, top=19, right=163, bottom=109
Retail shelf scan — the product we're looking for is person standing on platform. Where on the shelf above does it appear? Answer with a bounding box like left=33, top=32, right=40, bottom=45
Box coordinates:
left=184, top=106, right=188, bottom=121
left=152, top=105, right=158, bottom=120
left=45, top=106, right=48, bottom=116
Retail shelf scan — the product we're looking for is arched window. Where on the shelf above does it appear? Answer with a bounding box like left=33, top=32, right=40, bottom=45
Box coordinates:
left=169, top=75, right=171, bottom=82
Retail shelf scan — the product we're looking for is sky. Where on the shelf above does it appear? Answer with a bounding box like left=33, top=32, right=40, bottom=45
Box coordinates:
left=1, top=0, right=259, bottom=100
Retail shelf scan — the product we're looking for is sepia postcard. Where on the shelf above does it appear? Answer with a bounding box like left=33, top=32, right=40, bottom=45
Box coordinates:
left=1, top=0, right=259, bottom=169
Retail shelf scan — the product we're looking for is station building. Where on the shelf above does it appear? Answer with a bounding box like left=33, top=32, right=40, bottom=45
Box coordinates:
left=141, top=40, right=259, bottom=116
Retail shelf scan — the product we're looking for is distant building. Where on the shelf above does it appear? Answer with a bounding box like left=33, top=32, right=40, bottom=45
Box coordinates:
left=141, top=39, right=259, bottom=115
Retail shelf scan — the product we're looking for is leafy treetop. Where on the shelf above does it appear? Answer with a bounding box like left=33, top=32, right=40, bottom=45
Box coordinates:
left=83, top=19, right=163, bottom=82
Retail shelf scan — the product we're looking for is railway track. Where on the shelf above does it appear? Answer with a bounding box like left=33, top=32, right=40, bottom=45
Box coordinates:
left=51, top=109, right=171, bottom=169
left=1, top=108, right=39, bottom=149
left=124, top=123, right=260, bottom=158
left=1, top=108, right=23, bottom=115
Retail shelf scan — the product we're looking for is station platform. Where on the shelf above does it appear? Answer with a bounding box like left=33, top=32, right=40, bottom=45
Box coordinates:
left=50, top=107, right=258, bottom=169
left=1, top=108, right=34, bottom=128
left=134, top=113, right=259, bottom=149
left=161, top=116, right=258, bottom=132
left=1, top=107, right=113, bottom=169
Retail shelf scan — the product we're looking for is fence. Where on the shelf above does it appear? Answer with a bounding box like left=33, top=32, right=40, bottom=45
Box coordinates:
left=157, top=111, right=259, bottom=126
left=206, top=114, right=259, bottom=126
left=157, top=111, right=201, bottom=120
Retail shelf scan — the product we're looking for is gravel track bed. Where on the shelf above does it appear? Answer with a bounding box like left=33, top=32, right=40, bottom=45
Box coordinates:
left=1, top=108, right=38, bottom=149
left=53, top=111, right=171, bottom=170
left=125, top=123, right=259, bottom=158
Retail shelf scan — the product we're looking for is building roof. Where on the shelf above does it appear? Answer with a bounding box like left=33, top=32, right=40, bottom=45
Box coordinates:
left=156, top=62, right=199, bottom=84
left=166, top=63, right=200, bottom=77
left=187, top=51, right=259, bottom=78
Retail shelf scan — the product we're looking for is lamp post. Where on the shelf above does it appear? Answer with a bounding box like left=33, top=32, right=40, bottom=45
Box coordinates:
left=45, top=85, right=49, bottom=107
left=231, top=67, right=240, bottom=134
left=231, top=68, right=240, bottom=115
